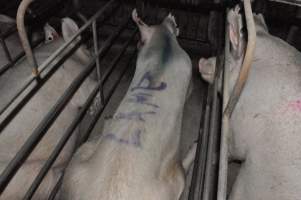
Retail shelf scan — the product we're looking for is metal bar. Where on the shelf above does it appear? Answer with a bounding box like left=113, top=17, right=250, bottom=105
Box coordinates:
left=217, top=9, right=231, bottom=200
left=269, top=0, right=301, bottom=6
left=92, top=21, right=105, bottom=104
left=36, top=0, right=116, bottom=75
left=224, top=0, right=256, bottom=117
left=80, top=50, right=137, bottom=145
left=0, top=37, right=44, bottom=77
left=0, top=39, right=83, bottom=133
left=23, top=28, right=137, bottom=200
left=16, top=0, right=39, bottom=76
left=187, top=87, right=209, bottom=200
left=47, top=49, right=137, bottom=200
left=0, top=2, right=117, bottom=123
left=47, top=174, right=63, bottom=200
left=0, top=37, right=13, bottom=63
left=0, top=16, right=131, bottom=195
left=202, top=76, right=220, bottom=200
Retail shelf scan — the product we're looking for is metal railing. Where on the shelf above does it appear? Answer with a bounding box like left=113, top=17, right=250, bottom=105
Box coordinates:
left=0, top=0, right=141, bottom=197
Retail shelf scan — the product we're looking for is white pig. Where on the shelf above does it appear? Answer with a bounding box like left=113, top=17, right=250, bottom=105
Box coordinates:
left=199, top=7, right=301, bottom=200
left=0, top=17, right=97, bottom=199
left=60, top=9, right=196, bottom=200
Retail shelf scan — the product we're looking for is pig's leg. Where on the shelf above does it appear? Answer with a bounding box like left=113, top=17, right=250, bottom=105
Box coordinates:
left=182, top=142, right=197, bottom=173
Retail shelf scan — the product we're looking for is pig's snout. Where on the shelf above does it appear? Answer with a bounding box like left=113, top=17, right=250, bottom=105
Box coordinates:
left=198, top=57, right=216, bottom=84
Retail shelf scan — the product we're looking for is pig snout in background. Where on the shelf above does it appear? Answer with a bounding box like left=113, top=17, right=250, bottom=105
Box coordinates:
left=199, top=6, right=301, bottom=200
left=0, top=17, right=97, bottom=199
left=60, top=9, right=197, bottom=200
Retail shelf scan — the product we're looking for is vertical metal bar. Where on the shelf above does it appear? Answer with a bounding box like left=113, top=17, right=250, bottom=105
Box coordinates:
left=92, top=20, right=105, bottom=104
left=0, top=37, right=44, bottom=77
left=16, top=0, right=39, bottom=76
left=0, top=37, right=13, bottom=63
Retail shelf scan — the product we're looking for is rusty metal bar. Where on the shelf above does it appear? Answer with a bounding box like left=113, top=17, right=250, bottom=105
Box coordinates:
left=224, top=0, right=256, bottom=117
left=16, top=0, right=39, bottom=76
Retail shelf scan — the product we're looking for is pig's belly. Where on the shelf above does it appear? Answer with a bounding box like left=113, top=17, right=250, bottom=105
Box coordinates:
left=230, top=106, right=301, bottom=200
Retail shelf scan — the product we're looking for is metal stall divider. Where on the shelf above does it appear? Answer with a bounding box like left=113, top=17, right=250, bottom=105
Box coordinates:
left=0, top=0, right=125, bottom=196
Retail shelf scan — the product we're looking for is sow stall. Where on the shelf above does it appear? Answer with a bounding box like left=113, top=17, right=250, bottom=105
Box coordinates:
left=0, top=0, right=300, bottom=199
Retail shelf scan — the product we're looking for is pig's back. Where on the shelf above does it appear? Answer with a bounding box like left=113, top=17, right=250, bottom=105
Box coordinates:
left=230, top=29, right=301, bottom=200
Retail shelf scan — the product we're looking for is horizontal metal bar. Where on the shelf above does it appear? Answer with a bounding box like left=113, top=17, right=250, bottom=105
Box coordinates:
left=0, top=15, right=131, bottom=195
left=37, top=0, right=117, bottom=74
left=23, top=28, right=137, bottom=200
left=0, top=3, right=118, bottom=126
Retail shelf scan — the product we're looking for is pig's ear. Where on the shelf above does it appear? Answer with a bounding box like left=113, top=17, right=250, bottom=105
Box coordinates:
left=132, top=9, right=152, bottom=46
left=62, top=17, right=92, bottom=65
left=253, top=14, right=268, bottom=32
left=228, top=5, right=245, bottom=57
left=163, top=13, right=179, bottom=36
left=62, top=17, right=81, bottom=42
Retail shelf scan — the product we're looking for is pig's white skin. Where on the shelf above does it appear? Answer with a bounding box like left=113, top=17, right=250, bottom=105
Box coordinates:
left=0, top=18, right=96, bottom=199
left=60, top=11, right=195, bottom=200
left=200, top=12, right=301, bottom=200
left=228, top=15, right=301, bottom=200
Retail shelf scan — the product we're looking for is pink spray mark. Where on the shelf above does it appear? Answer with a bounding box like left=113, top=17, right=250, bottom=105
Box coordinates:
left=287, top=99, right=301, bottom=112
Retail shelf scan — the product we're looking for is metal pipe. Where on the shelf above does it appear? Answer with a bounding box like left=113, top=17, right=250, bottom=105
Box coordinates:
left=23, top=28, right=137, bottom=200
left=0, top=37, right=13, bottom=63
left=224, top=0, right=256, bottom=117
left=0, top=36, right=44, bottom=77
left=187, top=88, right=210, bottom=200
left=80, top=49, right=137, bottom=146
left=0, top=1, right=117, bottom=126
left=16, top=0, right=39, bottom=76
left=0, top=39, right=83, bottom=133
left=92, top=21, right=105, bottom=104
left=0, top=16, right=131, bottom=194
left=269, top=0, right=301, bottom=6
left=217, top=10, right=231, bottom=200
left=217, top=0, right=257, bottom=197
left=47, top=48, right=137, bottom=200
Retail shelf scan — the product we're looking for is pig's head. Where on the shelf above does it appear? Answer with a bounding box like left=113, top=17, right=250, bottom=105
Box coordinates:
left=198, top=57, right=216, bottom=84
left=61, top=17, right=93, bottom=66
left=132, top=9, right=179, bottom=50
left=162, top=13, right=180, bottom=36
left=253, top=13, right=269, bottom=34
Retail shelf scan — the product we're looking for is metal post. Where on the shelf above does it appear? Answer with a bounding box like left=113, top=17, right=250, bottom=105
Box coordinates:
left=16, top=0, right=39, bottom=76
left=92, top=20, right=105, bottom=104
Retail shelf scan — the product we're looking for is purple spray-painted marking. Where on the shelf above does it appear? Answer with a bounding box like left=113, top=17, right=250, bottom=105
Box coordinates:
left=115, top=111, right=156, bottom=122
left=131, top=71, right=167, bottom=92
left=104, top=129, right=142, bottom=148
left=127, top=93, right=159, bottom=108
